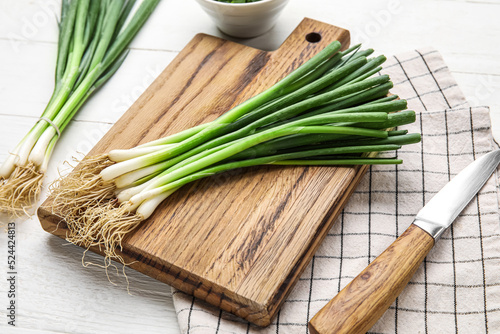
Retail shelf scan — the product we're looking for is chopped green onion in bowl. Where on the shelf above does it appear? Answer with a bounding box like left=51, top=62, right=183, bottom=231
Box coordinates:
left=195, top=0, right=290, bottom=38
left=213, top=0, right=263, bottom=3
left=0, top=0, right=160, bottom=217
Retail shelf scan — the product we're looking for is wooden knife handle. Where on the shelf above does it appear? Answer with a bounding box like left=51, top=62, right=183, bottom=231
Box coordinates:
left=308, top=223, right=435, bottom=334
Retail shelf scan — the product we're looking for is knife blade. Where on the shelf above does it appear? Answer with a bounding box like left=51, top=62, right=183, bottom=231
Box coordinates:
left=308, top=149, right=500, bottom=334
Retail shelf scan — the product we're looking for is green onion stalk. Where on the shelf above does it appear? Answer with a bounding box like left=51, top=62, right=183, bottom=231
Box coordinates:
left=0, top=0, right=160, bottom=217
left=47, top=41, right=421, bottom=265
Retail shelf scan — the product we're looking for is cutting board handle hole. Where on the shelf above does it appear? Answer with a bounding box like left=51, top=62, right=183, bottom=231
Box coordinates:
left=305, top=32, right=322, bottom=43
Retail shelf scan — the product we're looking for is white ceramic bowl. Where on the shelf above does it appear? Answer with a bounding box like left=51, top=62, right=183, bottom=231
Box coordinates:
left=195, top=0, right=290, bottom=38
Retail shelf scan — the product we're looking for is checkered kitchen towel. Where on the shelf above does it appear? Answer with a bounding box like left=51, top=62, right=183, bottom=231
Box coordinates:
left=172, top=48, right=500, bottom=333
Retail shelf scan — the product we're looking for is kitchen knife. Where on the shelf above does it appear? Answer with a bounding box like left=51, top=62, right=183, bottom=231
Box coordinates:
left=308, top=149, right=500, bottom=334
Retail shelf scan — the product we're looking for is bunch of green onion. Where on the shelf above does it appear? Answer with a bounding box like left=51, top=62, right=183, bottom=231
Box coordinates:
left=0, top=0, right=160, bottom=216
left=48, top=40, right=420, bottom=264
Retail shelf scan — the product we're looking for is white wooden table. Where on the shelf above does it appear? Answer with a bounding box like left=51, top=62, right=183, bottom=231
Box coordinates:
left=0, top=0, right=499, bottom=333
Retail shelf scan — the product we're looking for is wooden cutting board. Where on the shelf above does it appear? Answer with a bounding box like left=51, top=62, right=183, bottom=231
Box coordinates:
left=39, top=18, right=362, bottom=326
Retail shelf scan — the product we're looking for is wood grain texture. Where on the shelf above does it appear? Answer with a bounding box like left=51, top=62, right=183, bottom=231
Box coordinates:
left=308, top=224, right=435, bottom=334
left=38, top=18, right=356, bottom=326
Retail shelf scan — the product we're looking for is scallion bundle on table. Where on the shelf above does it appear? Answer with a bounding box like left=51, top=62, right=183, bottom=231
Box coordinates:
left=0, top=0, right=160, bottom=217
left=47, top=41, right=420, bottom=265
